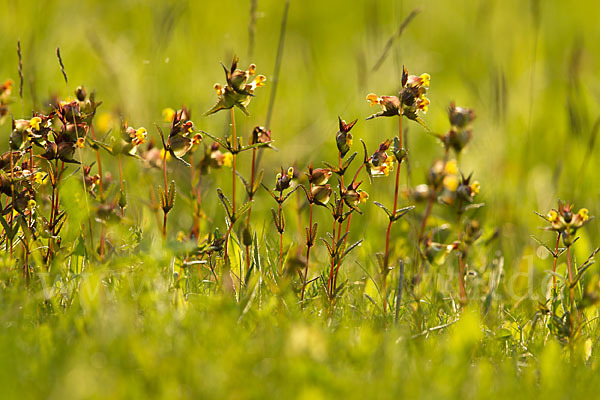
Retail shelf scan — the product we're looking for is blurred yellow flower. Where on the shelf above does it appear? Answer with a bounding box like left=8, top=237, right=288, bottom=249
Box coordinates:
left=162, top=108, right=176, bottom=123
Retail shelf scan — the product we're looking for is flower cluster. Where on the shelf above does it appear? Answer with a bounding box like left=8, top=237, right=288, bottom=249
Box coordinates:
left=442, top=102, right=476, bottom=153
left=368, top=139, right=396, bottom=177
left=336, top=117, right=357, bottom=158
left=366, top=67, right=430, bottom=123
left=542, top=201, right=590, bottom=245
left=307, top=164, right=333, bottom=205
left=204, top=56, right=266, bottom=116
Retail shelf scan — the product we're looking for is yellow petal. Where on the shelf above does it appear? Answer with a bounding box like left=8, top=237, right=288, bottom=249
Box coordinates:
left=578, top=208, right=589, bottom=222
left=29, top=117, right=42, bottom=131
left=443, top=175, right=459, bottom=192
left=420, top=73, right=431, bottom=87
left=444, top=159, right=458, bottom=175
left=162, top=108, right=176, bottom=123
left=223, top=152, right=233, bottom=167
left=366, top=93, right=380, bottom=106
left=470, top=181, right=480, bottom=196
left=546, top=210, right=558, bottom=223
left=359, top=191, right=369, bottom=203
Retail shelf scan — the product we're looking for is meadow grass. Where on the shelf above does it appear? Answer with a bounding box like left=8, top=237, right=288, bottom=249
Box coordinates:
left=0, top=0, right=599, bottom=398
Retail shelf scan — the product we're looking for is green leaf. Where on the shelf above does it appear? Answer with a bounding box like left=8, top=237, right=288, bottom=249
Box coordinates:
left=217, top=188, right=233, bottom=220
left=202, top=131, right=230, bottom=151
left=391, top=205, right=415, bottom=222
left=341, top=239, right=363, bottom=260
left=236, top=200, right=254, bottom=219
left=373, top=201, right=392, bottom=218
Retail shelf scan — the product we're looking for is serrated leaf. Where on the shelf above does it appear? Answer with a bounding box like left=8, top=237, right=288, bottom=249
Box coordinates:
left=336, top=232, right=350, bottom=251
left=282, top=185, right=300, bottom=202
left=271, top=209, right=281, bottom=233
left=464, top=202, right=485, bottom=212
left=391, top=205, right=415, bottom=221
left=239, top=141, right=274, bottom=153
left=236, top=170, right=251, bottom=196
left=373, top=201, right=392, bottom=217
left=217, top=188, right=233, bottom=220
left=310, top=223, right=318, bottom=244
left=341, top=239, right=363, bottom=260
left=531, top=235, right=557, bottom=257
left=252, top=170, right=264, bottom=195
left=168, top=180, right=176, bottom=209
left=236, top=200, right=254, bottom=218
left=320, top=238, right=334, bottom=257
left=202, top=131, right=230, bottom=151
left=342, top=152, right=357, bottom=170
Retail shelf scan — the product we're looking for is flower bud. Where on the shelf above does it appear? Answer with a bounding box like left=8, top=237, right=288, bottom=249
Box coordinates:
left=311, top=184, right=332, bottom=205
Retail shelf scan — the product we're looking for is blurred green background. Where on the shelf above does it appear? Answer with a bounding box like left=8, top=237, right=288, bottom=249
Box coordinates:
left=0, top=1, right=599, bottom=398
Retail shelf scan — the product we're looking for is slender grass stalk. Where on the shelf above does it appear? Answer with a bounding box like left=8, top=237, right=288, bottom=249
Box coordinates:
left=456, top=199, right=467, bottom=306
left=90, top=123, right=105, bottom=257
left=222, top=108, right=238, bottom=289
left=162, top=148, right=168, bottom=239
left=300, top=185, right=313, bottom=304
left=118, top=154, right=125, bottom=217
left=230, top=108, right=237, bottom=212
left=551, top=233, right=560, bottom=293
left=381, top=115, right=403, bottom=313
left=327, top=217, right=338, bottom=294
left=244, top=147, right=258, bottom=271
left=567, top=245, right=574, bottom=309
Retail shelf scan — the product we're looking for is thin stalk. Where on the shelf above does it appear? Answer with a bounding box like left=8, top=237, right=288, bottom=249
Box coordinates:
left=300, top=190, right=313, bottom=305
left=382, top=116, right=403, bottom=313
left=456, top=199, right=467, bottom=306
left=244, top=147, right=257, bottom=272
left=118, top=155, right=125, bottom=217
left=567, top=245, right=574, bottom=309
left=9, top=150, right=14, bottom=259
left=161, top=148, right=168, bottom=239
left=458, top=252, right=467, bottom=306
left=327, top=218, right=338, bottom=294
left=230, top=108, right=237, bottom=212
left=551, top=233, right=560, bottom=293
left=278, top=199, right=284, bottom=274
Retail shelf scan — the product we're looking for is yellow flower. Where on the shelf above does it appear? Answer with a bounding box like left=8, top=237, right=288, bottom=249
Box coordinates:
left=191, top=133, right=202, bottom=146
left=133, top=128, right=147, bottom=146
left=366, top=94, right=380, bottom=106
left=76, top=137, right=86, bottom=148
left=162, top=108, right=176, bottom=123
left=444, top=159, right=458, bottom=175
left=29, top=117, right=42, bottom=131
left=546, top=210, right=559, bottom=223
left=359, top=190, right=369, bottom=203
left=470, top=181, right=480, bottom=196
left=577, top=208, right=589, bottom=222
left=222, top=152, right=233, bottom=167
left=27, top=199, right=37, bottom=210
left=443, top=175, right=459, bottom=192
left=160, top=148, right=172, bottom=162
left=34, top=172, right=48, bottom=185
